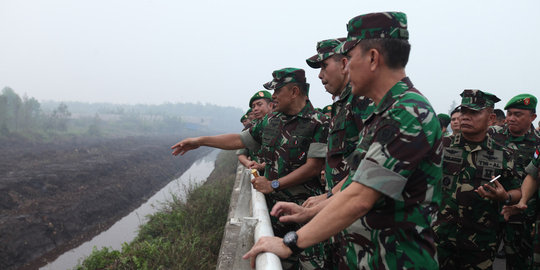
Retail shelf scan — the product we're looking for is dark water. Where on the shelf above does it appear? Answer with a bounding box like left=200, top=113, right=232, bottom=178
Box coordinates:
left=40, top=150, right=219, bottom=270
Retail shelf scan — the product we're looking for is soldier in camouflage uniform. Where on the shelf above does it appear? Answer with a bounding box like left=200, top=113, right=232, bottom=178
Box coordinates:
left=237, top=90, right=273, bottom=173
left=244, top=12, right=443, bottom=270
left=172, top=68, right=328, bottom=270
left=298, top=37, right=374, bottom=269
left=434, top=89, right=522, bottom=270
left=240, top=111, right=249, bottom=128
left=488, top=93, right=539, bottom=269
left=502, top=147, right=540, bottom=268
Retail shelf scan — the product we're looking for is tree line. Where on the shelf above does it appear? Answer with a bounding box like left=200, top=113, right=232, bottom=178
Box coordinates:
left=0, top=87, right=242, bottom=141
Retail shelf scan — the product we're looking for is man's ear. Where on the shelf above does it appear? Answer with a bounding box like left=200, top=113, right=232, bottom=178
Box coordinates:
left=369, top=48, right=381, bottom=72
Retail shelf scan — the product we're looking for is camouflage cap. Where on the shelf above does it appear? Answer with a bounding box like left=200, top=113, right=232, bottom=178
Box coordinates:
left=335, top=12, right=409, bottom=55
left=249, top=90, right=272, bottom=108
left=306, top=38, right=346, bottom=69
left=263, top=68, right=307, bottom=91
left=460, top=89, right=501, bottom=111
left=322, top=104, right=333, bottom=114
left=504, top=93, right=537, bottom=111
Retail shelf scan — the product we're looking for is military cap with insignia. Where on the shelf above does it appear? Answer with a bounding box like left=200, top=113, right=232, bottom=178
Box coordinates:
left=459, top=89, right=500, bottom=111
left=504, top=94, right=537, bottom=112
left=335, top=12, right=409, bottom=55
left=306, top=38, right=346, bottom=69
left=263, top=68, right=310, bottom=94
left=240, top=113, right=248, bottom=123
left=249, top=90, right=272, bottom=108
left=322, top=105, right=333, bottom=114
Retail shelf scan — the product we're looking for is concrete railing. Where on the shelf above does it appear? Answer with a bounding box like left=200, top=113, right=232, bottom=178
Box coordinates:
left=216, top=164, right=282, bottom=270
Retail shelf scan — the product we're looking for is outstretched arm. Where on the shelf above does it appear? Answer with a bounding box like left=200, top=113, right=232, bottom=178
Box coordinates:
left=171, top=133, right=245, bottom=156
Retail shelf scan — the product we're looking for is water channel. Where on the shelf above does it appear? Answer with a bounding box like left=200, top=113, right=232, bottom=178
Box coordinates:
left=41, top=149, right=219, bottom=270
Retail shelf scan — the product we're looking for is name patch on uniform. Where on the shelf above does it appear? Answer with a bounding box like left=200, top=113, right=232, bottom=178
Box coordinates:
left=443, top=148, right=463, bottom=164
left=476, top=149, right=503, bottom=169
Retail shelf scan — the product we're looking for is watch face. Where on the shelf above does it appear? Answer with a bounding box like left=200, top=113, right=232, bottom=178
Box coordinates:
left=284, top=231, right=296, bottom=244
left=271, top=180, right=280, bottom=189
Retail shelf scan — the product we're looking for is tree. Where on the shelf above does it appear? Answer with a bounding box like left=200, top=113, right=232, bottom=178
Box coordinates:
left=1, top=87, right=22, bottom=131
left=87, top=114, right=102, bottom=136
left=45, top=102, right=71, bottom=132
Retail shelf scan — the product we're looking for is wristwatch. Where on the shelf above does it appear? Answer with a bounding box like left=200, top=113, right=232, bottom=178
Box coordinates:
left=326, top=190, right=333, bottom=198
left=271, top=179, right=280, bottom=191
left=504, top=193, right=512, bottom=205
left=283, top=231, right=304, bottom=255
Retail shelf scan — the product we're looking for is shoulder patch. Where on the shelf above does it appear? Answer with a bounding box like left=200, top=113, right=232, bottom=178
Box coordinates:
left=376, top=123, right=400, bottom=145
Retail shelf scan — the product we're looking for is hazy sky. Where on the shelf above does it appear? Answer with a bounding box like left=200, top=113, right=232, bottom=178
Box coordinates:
left=1, top=0, right=539, bottom=114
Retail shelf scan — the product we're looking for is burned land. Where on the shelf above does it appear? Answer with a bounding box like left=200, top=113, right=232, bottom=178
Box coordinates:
left=0, top=135, right=209, bottom=270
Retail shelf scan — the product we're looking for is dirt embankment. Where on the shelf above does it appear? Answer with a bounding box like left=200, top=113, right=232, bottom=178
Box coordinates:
left=0, top=135, right=209, bottom=270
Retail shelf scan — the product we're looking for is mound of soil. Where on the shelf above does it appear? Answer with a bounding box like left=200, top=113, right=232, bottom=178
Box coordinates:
left=0, top=135, right=209, bottom=270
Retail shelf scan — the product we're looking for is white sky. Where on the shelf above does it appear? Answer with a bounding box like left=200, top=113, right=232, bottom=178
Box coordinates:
left=1, top=0, right=539, bottom=114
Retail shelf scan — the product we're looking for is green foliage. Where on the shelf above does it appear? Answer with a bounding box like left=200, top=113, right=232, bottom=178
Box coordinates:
left=75, top=151, right=238, bottom=270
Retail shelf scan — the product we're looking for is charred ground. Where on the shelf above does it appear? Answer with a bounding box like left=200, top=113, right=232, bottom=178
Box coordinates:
left=0, top=135, right=209, bottom=270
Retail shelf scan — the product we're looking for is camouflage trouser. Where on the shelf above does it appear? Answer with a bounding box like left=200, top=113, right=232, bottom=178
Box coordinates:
left=299, top=241, right=331, bottom=270
left=332, top=226, right=438, bottom=270
left=502, top=221, right=533, bottom=270
left=531, top=219, right=540, bottom=269
left=437, top=238, right=496, bottom=270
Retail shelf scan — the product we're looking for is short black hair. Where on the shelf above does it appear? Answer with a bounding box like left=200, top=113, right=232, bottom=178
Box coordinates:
left=290, top=82, right=310, bottom=96
left=450, top=106, right=461, bottom=116
left=494, top=109, right=505, bottom=120
left=439, top=118, right=450, bottom=128
left=358, top=38, right=411, bottom=69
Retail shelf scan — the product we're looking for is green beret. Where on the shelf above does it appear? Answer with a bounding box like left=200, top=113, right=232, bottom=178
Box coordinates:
left=322, top=105, right=333, bottom=114
left=263, top=68, right=308, bottom=91
left=460, top=89, right=500, bottom=111
left=306, top=38, right=346, bottom=69
left=504, top=94, right=537, bottom=111
left=437, top=113, right=450, bottom=127
left=335, top=12, right=409, bottom=55
left=247, top=108, right=252, bottom=114
left=240, top=114, right=248, bottom=122
left=249, top=90, right=272, bottom=108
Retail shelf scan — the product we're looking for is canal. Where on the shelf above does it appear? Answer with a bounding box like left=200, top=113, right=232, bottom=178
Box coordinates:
left=41, top=149, right=219, bottom=270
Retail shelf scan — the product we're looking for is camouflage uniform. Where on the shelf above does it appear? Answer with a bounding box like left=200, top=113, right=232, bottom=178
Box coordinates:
left=240, top=68, right=329, bottom=238
left=526, top=148, right=540, bottom=268
left=489, top=124, right=540, bottom=270
left=298, top=38, right=372, bottom=270
left=324, top=12, right=443, bottom=270
left=335, top=77, right=443, bottom=270
left=435, top=90, right=521, bottom=270
left=325, top=84, right=373, bottom=191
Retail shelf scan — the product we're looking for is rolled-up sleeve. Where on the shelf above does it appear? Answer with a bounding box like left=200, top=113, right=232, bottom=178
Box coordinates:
left=240, top=130, right=260, bottom=152
left=351, top=159, right=407, bottom=201
left=307, top=142, right=327, bottom=158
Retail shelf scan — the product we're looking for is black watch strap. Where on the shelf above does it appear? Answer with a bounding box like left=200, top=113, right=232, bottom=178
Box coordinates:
left=504, top=193, right=512, bottom=205
left=326, top=190, right=333, bottom=198
left=283, top=231, right=304, bottom=255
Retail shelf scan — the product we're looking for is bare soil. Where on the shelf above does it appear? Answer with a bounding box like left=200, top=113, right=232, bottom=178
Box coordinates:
left=0, top=135, right=208, bottom=270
